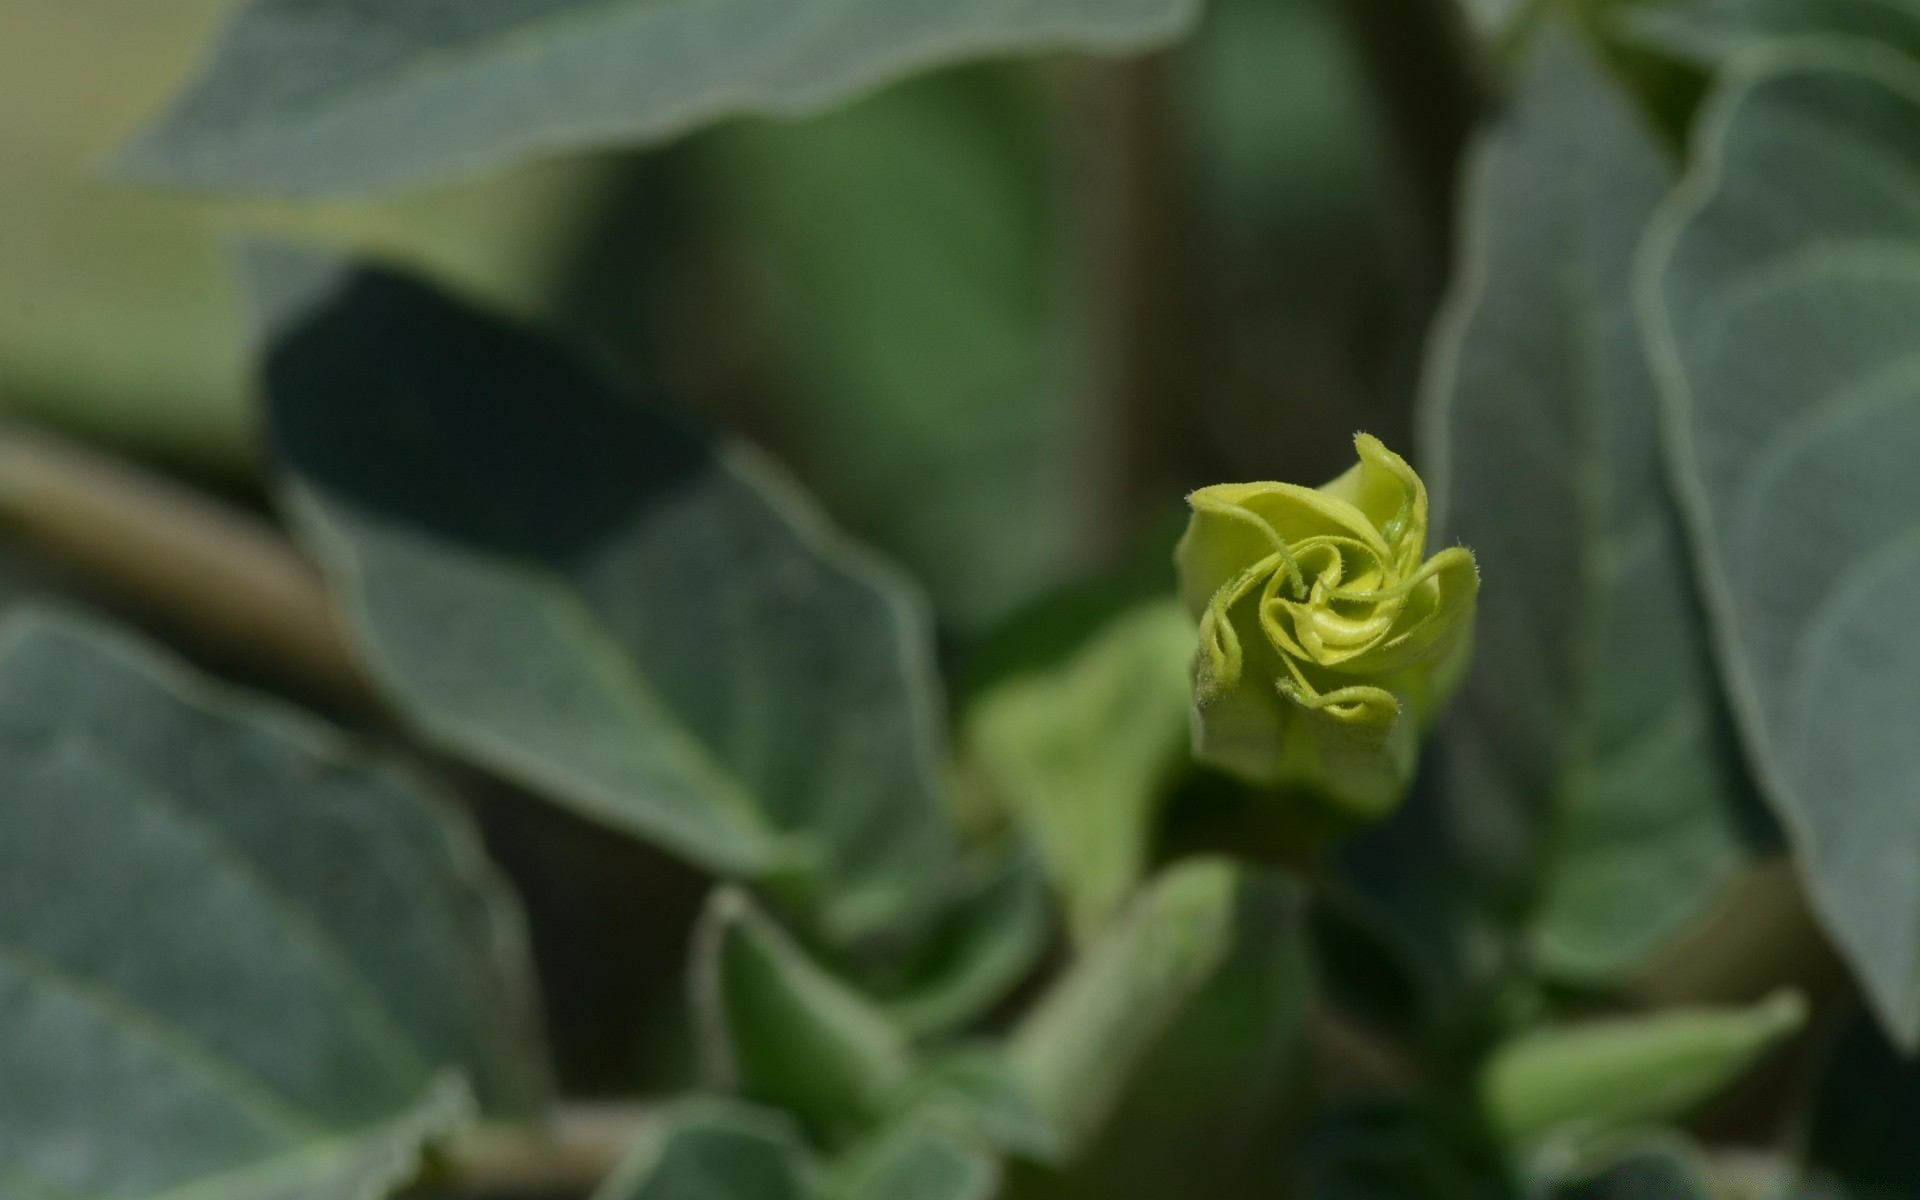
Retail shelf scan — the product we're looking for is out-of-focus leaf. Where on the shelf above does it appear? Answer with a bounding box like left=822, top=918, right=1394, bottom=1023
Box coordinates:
left=0, top=606, right=551, bottom=1197
left=1637, top=45, right=1920, bottom=1046
left=963, top=600, right=1194, bottom=940
left=1623, top=0, right=1920, bottom=66
left=702, top=67, right=1086, bottom=629
left=1419, top=21, right=1753, bottom=983
left=1008, top=860, right=1313, bottom=1189
left=1008, top=860, right=1239, bottom=1153
left=1291, top=1102, right=1504, bottom=1200
left=874, top=847, right=1052, bottom=1038
left=120, top=0, right=1202, bottom=195
left=832, top=1121, right=1001, bottom=1200
left=894, top=1048, right=1064, bottom=1164
left=1532, top=1134, right=1716, bottom=1200
left=1477, top=991, right=1805, bottom=1146
left=1802, top=1008, right=1920, bottom=1197
left=1037, top=871, right=1313, bottom=1200
left=0, top=2, right=635, bottom=474
left=264, top=262, right=960, bottom=946
left=693, top=889, right=916, bottom=1143
left=590, top=1099, right=814, bottom=1200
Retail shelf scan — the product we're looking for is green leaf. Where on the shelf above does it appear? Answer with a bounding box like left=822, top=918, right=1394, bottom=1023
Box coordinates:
left=872, top=847, right=1052, bottom=1038
left=1623, top=0, right=1920, bottom=67
left=119, top=0, right=1202, bottom=195
left=1532, top=1134, right=1716, bottom=1200
left=1478, top=991, right=1805, bottom=1146
left=0, top=605, right=550, bottom=1198
left=701, top=67, right=1087, bottom=630
left=590, top=1099, right=814, bottom=1200
left=1007, top=859, right=1311, bottom=1184
left=1042, top=871, right=1313, bottom=1199
left=831, top=1122, right=1001, bottom=1200
left=693, top=889, right=916, bottom=1144
left=1008, top=860, right=1240, bottom=1153
left=892, top=1048, right=1064, bottom=1164
left=1637, top=44, right=1920, bottom=1045
left=1418, top=21, right=1754, bottom=982
left=962, top=600, right=1195, bottom=940
left=264, top=261, right=960, bottom=945
left=1802, top=1008, right=1920, bottom=1197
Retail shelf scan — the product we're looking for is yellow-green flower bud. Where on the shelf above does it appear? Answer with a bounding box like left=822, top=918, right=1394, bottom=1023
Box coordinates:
left=1175, top=434, right=1478, bottom=819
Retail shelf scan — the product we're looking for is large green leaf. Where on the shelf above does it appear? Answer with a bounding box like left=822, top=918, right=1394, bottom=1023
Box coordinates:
left=699, top=67, right=1084, bottom=629
left=0, top=2, right=629, bottom=474
left=264, top=262, right=960, bottom=945
left=1624, top=0, right=1920, bottom=66
left=0, top=606, right=550, bottom=1198
left=119, top=0, right=1201, bottom=195
left=1638, top=45, right=1920, bottom=1045
left=962, top=600, right=1195, bottom=940
left=1418, top=22, right=1753, bottom=982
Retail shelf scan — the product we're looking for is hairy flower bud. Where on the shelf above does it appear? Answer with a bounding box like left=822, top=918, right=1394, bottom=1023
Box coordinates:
left=1175, top=434, right=1478, bottom=819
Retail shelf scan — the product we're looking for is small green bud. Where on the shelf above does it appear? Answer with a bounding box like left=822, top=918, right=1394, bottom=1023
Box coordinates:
left=1174, top=433, right=1478, bottom=819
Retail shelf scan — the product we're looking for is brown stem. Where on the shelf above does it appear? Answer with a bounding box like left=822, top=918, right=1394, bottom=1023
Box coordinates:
left=1065, top=53, right=1198, bottom=554
left=0, top=422, right=371, bottom=707
left=434, top=1104, right=652, bottom=1197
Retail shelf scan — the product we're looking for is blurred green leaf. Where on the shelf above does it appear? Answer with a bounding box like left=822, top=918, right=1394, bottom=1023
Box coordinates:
left=1624, top=0, right=1920, bottom=66
left=120, top=0, right=1202, bottom=195
left=693, top=889, right=917, bottom=1144
left=700, top=67, right=1085, bottom=629
left=1008, top=860, right=1240, bottom=1154
left=962, top=600, right=1195, bottom=940
left=590, top=1099, right=814, bottom=1200
left=1008, top=860, right=1312, bottom=1192
left=873, top=847, right=1052, bottom=1039
left=1532, top=1134, right=1716, bottom=1200
left=1802, top=1007, right=1920, bottom=1198
left=1638, top=44, right=1920, bottom=1046
left=832, top=1121, right=1002, bottom=1200
left=1291, top=1102, right=1504, bottom=1200
left=0, top=605, right=550, bottom=1197
left=0, top=2, right=638, bottom=474
left=1035, top=870, right=1313, bottom=1200
left=265, top=262, right=961, bottom=946
left=894, top=1048, right=1065, bottom=1164
left=1478, top=991, right=1804, bottom=1146
left=1419, top=20, right=1753, bottom=983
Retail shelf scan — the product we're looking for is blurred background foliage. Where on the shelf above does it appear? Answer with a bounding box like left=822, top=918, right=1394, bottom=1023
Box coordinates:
left=15, top=0, right=1920, bottom=1195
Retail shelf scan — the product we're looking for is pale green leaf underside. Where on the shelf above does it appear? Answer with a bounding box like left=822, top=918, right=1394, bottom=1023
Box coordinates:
left=1419, top=22, right=1750, bottom=981
left=0, top=607, right=548, bottom=1200
left=1479, top=992, right=1804, bottom=1145
left=119, top=0, right=1202, bottom=195
left=264, top=262, right=959, bottom=945
left=1624, top=0, right=1920, bottom=66
left=1639, top=45, right=1920, bottom=1045
left=963, top=600, right=1195, bottom=940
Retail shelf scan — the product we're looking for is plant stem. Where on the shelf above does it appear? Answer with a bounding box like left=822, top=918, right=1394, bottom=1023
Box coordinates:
left=0, top=422, right=372, bottom=706
left=435, top=1104, right=652, bottom=1196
